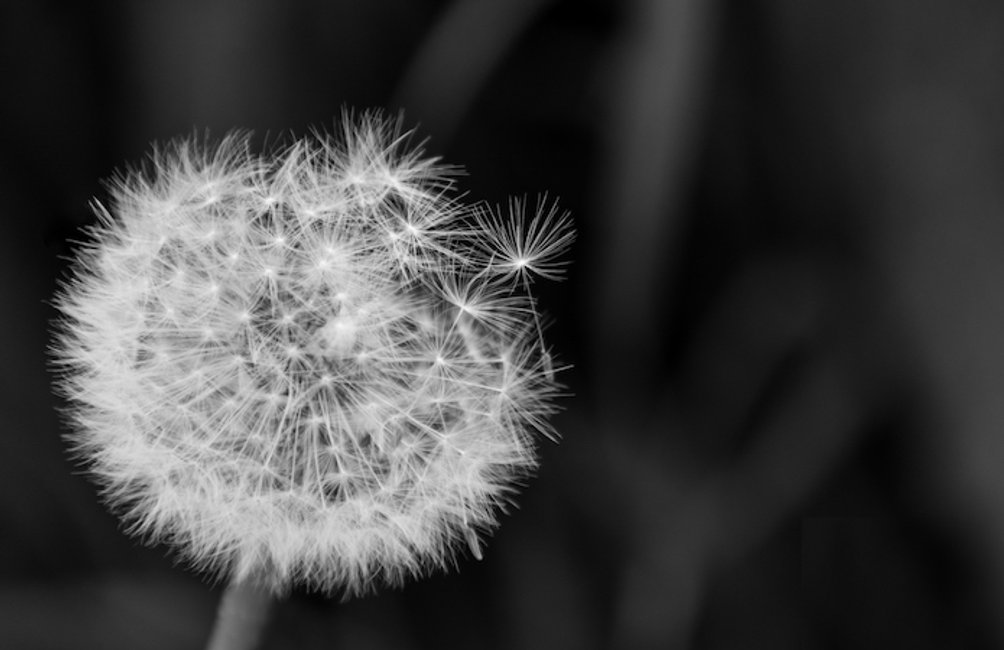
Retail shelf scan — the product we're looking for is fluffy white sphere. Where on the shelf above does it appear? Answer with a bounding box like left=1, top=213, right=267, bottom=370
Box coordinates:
left=52, top=113, right=571, bottom=595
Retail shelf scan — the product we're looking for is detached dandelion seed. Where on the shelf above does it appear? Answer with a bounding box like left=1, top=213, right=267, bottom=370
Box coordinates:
left=51, top=112, right=572, bottom=600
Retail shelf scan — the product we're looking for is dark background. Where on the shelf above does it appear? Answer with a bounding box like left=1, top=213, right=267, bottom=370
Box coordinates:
left=3, top=0, right=1004, bottom=648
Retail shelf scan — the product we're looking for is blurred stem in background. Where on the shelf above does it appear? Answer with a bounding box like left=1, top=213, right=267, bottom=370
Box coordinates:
left=394, top=0, right=553, bottom=144
left=588, top=0, right=719, bottom=645
left=589, top=0, right=714, bottom=414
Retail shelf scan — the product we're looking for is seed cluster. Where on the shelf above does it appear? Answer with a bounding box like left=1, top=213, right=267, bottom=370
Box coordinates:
left=53, top=115, right=572, bottom=594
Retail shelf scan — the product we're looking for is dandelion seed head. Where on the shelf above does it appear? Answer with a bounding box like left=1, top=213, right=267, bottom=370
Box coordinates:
left=52, top=113, right=571, bottom=596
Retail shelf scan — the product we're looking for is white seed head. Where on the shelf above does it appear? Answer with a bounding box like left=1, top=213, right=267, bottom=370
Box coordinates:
left=51, top=113, right=572, bottom=596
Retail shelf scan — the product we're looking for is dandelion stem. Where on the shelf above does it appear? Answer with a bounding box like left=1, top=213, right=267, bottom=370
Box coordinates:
left=205, top=578, right=273, bottom=650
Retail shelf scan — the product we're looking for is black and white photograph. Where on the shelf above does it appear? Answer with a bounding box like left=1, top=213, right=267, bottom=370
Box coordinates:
left=2, top=1, right=1004, bottom=648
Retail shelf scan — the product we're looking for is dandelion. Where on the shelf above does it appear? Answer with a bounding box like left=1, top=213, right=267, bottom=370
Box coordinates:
left=51, top=112, right=571, bottom=605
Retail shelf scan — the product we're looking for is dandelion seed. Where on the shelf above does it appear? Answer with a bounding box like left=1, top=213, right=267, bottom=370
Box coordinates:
left=51, top=112, right=572, bottom=597
left=477, top=197, right=575, bottom=283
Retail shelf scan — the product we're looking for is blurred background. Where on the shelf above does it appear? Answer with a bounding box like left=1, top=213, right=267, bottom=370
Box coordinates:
left=3, top=0, right=1004, bottom=648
